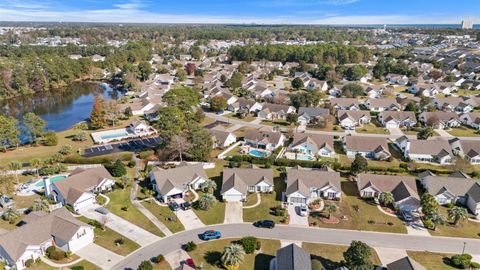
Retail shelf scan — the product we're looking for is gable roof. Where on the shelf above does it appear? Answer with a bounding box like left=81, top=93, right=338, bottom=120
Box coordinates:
left=408, top=139, right=453, bottom=157
left=330, top=98, right=359, bottom=108
left=423, top=176, right=480, bottom=198
left=151, top=164, right=208, bottom=195
left=380, top=111, right=417, bottom=122
left=345, top=136, right=390, bottom=154
left=275, top=244, right=312, bottom=270
left=286, top=167, right=341, bottom=196
left=337, top=110, right=371, bottom=122
left=245, top=128, right=283, bottom=146
left=387, top=256, right=426, bottom=270
left=367, top=98, right=400, bottom=108
left=221, top=168, right=273, bottom=194
left=357, top=174, right=419, bottom=202
left=298, top=107, right=329, bottom=118
left=290, top=133, right=334, bottom=153
left=208, top=128, right=235, bottom=146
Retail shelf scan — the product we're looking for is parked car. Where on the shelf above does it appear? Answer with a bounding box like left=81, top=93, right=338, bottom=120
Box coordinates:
left=299, top=204, right=308, bottom=216
left=183, top=258, right=195, bottom=268
left=401, top=210, right=413, bottom=222
left=180, top=201, right=191, bottom=210
left=169, top=201, right=179, bottom=211
left=95, top=207, right=110, bottom=215
left=254, top=220, right=275, bottom=229
left=200, top=230, right=222, bottom=240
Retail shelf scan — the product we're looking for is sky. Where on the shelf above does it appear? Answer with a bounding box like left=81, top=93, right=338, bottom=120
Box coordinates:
left=0, top=0, right=479, bottom=25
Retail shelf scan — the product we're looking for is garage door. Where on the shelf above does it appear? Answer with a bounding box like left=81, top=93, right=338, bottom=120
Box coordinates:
left=75, top=197, right=96, bottom=210
left=224, top=194, right=243, bottom=202
left=386, top=122, right=398, bottom=128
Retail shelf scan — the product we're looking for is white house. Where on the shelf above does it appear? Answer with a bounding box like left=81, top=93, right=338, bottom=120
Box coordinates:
left=395, top=136, right=454, bottom=164
left=208, top=127, right=237, bottom=149
left=450, top=138, right=480, bottom=164
left=337, top=110, right=371, bottom=129
left=244, top=128, right=285, bottom=152
left=460, top=112, right=480, bottom=130
left=378, top=111, right=417, bottom=128
left=220, top=168, right=274, bottom=202
left=364, top=98, right=401, bottom=112
left=344, top=135, right=391, bottom=160
left=285, top=133, right=335, bottom=160
left=386, top=73, right=409, bottom=86
left=418, top=112, right=461, bottom=129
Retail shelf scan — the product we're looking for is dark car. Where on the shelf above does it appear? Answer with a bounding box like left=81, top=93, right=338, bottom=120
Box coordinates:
left=180, top=201, right=191, bottom=210
left=200, top=230, right=222, bottom=240
left=255, top=220, right=275, bottom=229
left=401, top=210, right=413, bottom=222
left=169, top=201, right=180, bottom=211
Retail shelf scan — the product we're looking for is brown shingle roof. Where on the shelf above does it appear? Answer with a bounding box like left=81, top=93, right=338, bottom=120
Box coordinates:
left=286, top=167, right=340, bottom=196
left=345, top=136, right=390, bottom=154
left=290, top=133, right=334, bottom=153
left=221, top=168, right=273, bottom=194
left=151, top=164, right=208, bottom=195
left=357, top=173, right=419, bottom=201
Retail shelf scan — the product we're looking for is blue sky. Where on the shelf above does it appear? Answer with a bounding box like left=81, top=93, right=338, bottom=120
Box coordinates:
left=0, top=0, right=478, bottom=24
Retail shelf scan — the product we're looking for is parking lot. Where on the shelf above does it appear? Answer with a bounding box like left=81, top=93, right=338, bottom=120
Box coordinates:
left=83, top=137, right=161, bottom=157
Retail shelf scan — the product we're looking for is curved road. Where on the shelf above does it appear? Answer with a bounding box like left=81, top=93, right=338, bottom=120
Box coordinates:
left=112, top=223, right=480, bottom=270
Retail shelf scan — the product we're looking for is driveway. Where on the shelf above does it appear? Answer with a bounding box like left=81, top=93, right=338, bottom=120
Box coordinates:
left=434, top=129, right=453, bottom=138
left=375, top=247, right=408, bottom=266
left=175, top=208, right=205, bottom=230
left=165, top=249, right=191, bottom=269
left=224, top=202, right=243, bottom=224
left=287, top=205, right=309, bottom=226
left=406, top=220, right=431, bottom=236
left=387, top=127, right=404, bottom=137
left=76, top=243, right=123, bottom=270
left=80, top=205, right=161, bottom=246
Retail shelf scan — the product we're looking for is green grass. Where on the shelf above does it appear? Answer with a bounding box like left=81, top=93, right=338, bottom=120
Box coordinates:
left=193, top=192, right=226, bottom=225
left=260, top=119, right=294, bottom=127
left=243, top=193, right=259, bottom=207
left=70, top=260, right=102, bottom=270
left=407, top=251, right=457, bottom=270
left=309, top=180, right=407, bottom=234
left=106, top=187, right=165, bottom=237
left=446, top=126, right=480, bottom=137
left=429, top=206, right=480, bottom=239
left=356, top=122, right=389, bottom=135
left=302, top=242, right=382, bottom=270
left=153, top=260, right=173, bottom=270
left=141, top=201, right=185, bottom=233
left=27, top=262, right=56, bottom=270
left=77, top=216, right=140, bottom=255
left=225, top=113, right=257, bottom=122
left=188, top=238, right=280, bottom=270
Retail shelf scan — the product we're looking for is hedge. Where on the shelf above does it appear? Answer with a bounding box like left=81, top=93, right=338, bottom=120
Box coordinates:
left=63, top=153, right=133, bottom=164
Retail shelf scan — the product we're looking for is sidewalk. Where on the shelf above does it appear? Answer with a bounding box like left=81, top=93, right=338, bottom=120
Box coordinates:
left=133, top=199, right=173, bottom=236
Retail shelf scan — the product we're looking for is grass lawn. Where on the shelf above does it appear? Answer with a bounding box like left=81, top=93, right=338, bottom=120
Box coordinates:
left=70, top=260, right=102, bottom=270
left=243, top=193, right=259, bottom=207
left=224, top=145, right=243, bottom=157
left=429, top=207, right=480, bottom=239
left=193, top=191, right=226, bottom=225
left=302, top=242, right=382, bottom=270
left=77, top=216, right=140, bottom=255
left=27, top=262, right=56, bottom=270
left=12, top=193, right=41, bottom=209
left=446, top=126, right=480, bottom=137
left=356, top=121, right=390, bottom=135
left=141, top=201, right=185, bottom=233
left=407, top=251, right=457, bottom=270
left=402, top=128, right=440, bottom=137
left=188, top=238, right=280, bottom=270
left=260, top=119, right=293, bottom=128
left=309, top=180, right=406, bottom=234
left=306, top=123, right=340, bottom=132
left=153, top=260, right=173, bottom=270
left=106, top=187, right=164, bottom=237
left=225, top=113, right=257, bottom=122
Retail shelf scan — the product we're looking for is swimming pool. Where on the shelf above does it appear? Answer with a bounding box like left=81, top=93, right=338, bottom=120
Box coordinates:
left=296, top=155, right=314, bottom=161
left=34, top=175, right=68, bottom=188
left=100, top=132, right=129, bottom=140
left=249, top=149, right=270, bottom=158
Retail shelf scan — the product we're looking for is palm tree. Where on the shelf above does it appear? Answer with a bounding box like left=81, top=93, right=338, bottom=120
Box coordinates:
left=2, top=207, right=19, bottom=223
left=378, top=192, right=395, bottom=207
left=448, top=206, right=468, bottom=226
left=221, top=243, right=245, bottom=270
left=32, top=198, right=50, bottom=212
left=197, top=194, right=217, bottom=210
left=324, top=203, right=337, bottom=219
left=30, top=158, right=42, bottom=176
left=8, top=161, right=21, bottom=184
left=200, top=180, right=217, bottom=194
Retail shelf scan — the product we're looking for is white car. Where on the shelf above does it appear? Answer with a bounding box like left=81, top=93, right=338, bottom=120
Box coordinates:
left=299, top=205, right=308, bottom=216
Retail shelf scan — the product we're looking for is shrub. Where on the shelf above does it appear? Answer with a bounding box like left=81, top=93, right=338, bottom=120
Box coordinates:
left=43, top=131, right=58, bottom=146
left=121, top=206, right=129, bottom=211
left=274, top=207, right=286, bottom=217
left=46, top=246, right=56, bottom=256
left=128, top=160, right=136, bottom=168
left=155, top=254, right=165, bottom=263
left=88, top=219, right=103, bottom=229
left=71, top=266, right=84, bottom=270
left=471, top=262, right=480, bottom=269
left=238, top=237, right=258, bottom=254
left=46, top=246, right=66, bottom=261
left=106, top=160, right=127, bottom=177
left=25, top=259, right=34, bottom=268
left=451, top=254, right=472, bottom=269
left=115, top=238, right=125, bottom=245
left=139, top=150, right=154, bottom=160
left=137, top=260, right=153, bottom=270
left=423, top=219, right=434, bottom=230
left=312, top=259, right=324, bottom=270
left=184, top=241, right=197, bottom=252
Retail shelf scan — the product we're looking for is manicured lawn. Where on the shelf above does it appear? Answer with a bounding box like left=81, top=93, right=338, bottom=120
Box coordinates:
left=225, top=113, right=257, bottom=122
left=77, top=216, right=140, bottom=255
left=429, top=207, right=480, bottom=239
left=243, top=193, right=259, bottom=207
left=407, top=251, right=457, bottom=270
left=70, top=260, right=102, bottom=270
left=12, top=193, right=41, bottom=209
left=141, top=201, right=185, bottom=233
left=27, top=262, right=56, bottom=270
left=106, top=187, right=165, bottom=237
left=153, top=260, right=173, bottom=270
left=261, top=119, right=293, bottom=127
left=302, top=242, right=382, bottom=270
left=402, top=128, right=440, bottom=137
left=0, top=214, right=25, bottom=231
left=309, top=180, right=406, bottom=234
left=306, top=123, right=340, bottom=132
left=193, top=192, right=226, bottom=225
left=356, top=122, right=390, bottom=135
left=188, top=238, right=280, bottom=270
left=224, top=145, right=243, bottom=157
left=447, top=126, right=480, bottom=137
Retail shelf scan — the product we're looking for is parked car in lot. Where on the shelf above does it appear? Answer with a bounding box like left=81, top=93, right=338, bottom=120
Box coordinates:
left=254, top=220, right=275, bottom=229
left=180, top=201, right=191, bottom=210
left=169, top=201, right=179, bottom=211
left=200, top=230, right=222, bottom=240
left=299, top=204, right=308, bottom=216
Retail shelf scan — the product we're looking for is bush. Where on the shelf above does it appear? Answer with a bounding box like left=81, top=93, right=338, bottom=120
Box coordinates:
left=471, top=262, right=480, bottom=269
left=312, top=259, right=324, bottom=270
left=114, top=238, right=125, bottom=245
left=63, top=153, right=133, bottom=164
left=184, top=241, right=197, bottom=252
left=274, top=207, right=286, bottom=217
left=106, top=159, right=127, bottom=177
left=128, top=160, right=136, bottom=168
left=71, top=266, right=84, bottom=270
left=139, top=150, right=155, bottom=160
left=155, top=254, right=165, bottom=263
left=46, top=246, right=66, bottom=261
left=237, top=237, right=258, bottom=254
left=88, top=219, right=103, bottom=229
left=137, top=260, right=153, bottom=270
left=43, top=131, right=58, bottom=146
left=451, top=254, right=472, bottom=269
left=25, top=259, right=34, bottom=268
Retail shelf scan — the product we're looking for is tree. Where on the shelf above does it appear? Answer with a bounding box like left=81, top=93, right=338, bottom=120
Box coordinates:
left=324, top=203, right=337, bottom=219
left=167, top=135, right=191, bottom=162
left=417, top=127, right=434, bottom=140
left=137, top=61, right=152, bottom=81
left=185, top=63, right=196, bottom=75
left=185, top=123, right=213, bottom=161
left=343, top=241, right=373, bottom=270
left=291, top=77, right=304, bottom=90
left=137, top=260, right=153, bottom=270
left=221, top=243, right=245, bottom=270
left=2, top=207, right=19, bottom=223
left=175, top=69, right=187, bottom=81
left=30, top=158, right=42, bottom=176
left=43, top=131, right=58, bottom=146
left=448, top=206, right=468, bottom=226
left=421, top=193, right=439, bottom=218
left=8, top=161, right=22, bottom=184
left=342, top=83, right=364, bottom=98
left=345, top=65, right=368, bottom=81
left=23, top=112, right=47, bottom=144
left=210, top=96, right=228, bottom=112
left=286, top=113, right=298, bottom=125
left=162, top=87, right=200, bottom=112
left=106, top=160, right=127, bottom=177
left=73, top=131, right=88, bottom=141
left=404, top=102, right=417, bottom=112
left=32, top=198, right=50, bottom=212
left=0, top=115, right=20, bottom=151
left=378, top=192, right=395, bottom=207
left=451, top=254, right=472, bottom=269
left=237, top=237, right=259, bottom=254
left=120, top=175, right=131, bottom=190
left=351, top=154, right=368, bottom=175
left=154, top=106, right=186, bottom=141
left=196, top=194, right=217, bottom=210
left=90, top=95, right=106, bottom=129
left=428, top=69, right=443, bottom=81
left=225, top=72, right=243, bottom=90
left=200, top=179, right=217, bottom=194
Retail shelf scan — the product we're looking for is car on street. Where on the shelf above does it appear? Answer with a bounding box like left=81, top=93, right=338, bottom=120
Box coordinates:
left=254, top=220, right=275, bottom=229
left=169, top=201, right=180, bottom=211
left=299, top=204, right=308, bottom=216
left=200, top=230, right=222, bottom=240
left=180, top=201, right=191, bottom=210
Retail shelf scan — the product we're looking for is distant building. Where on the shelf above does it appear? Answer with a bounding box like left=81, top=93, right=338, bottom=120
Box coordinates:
left=462, top=19, right=474, bottom=29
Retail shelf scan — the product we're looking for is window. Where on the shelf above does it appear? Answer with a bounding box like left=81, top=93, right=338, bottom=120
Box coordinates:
left=77, top=229, right=86, bottom=238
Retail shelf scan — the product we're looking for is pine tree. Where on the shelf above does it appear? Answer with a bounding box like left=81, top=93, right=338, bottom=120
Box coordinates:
left=90, top=95, right=106, bottom=129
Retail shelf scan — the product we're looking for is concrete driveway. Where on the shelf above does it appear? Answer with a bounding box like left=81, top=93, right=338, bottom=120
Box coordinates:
left=175, top=208, right=205, bottom=230
left=375, top=247, right=408, bottom=266
left=387, top=127, right=404, bottom=137
left=80, top=205, right=161, bottom=246
left=287, top=205, right=308, bottom=226
left=77, top=243, right=123, bottom=270
left=434, top=129, right=453, bottom=138
left=224, top=202, right=243, bottom=224
left=165, top=249, right=191, bottom=269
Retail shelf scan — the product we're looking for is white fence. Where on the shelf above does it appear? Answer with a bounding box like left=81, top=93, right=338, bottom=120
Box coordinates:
left=217, top=141, right=242, bottom=160
left=147, top=161, right=216, bottom=169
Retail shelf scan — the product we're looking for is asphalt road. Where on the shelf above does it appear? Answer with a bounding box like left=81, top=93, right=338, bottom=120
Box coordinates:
left=112, top=223, right=480, bottom=270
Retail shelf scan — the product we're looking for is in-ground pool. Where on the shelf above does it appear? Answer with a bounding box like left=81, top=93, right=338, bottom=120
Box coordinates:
left=34, top=175, right=68, bottom=188
left=295, top=155, right=314, bottom=161
left=100, top=132, right=129, bottom=140
left=249, top=149, right=270, bottom=158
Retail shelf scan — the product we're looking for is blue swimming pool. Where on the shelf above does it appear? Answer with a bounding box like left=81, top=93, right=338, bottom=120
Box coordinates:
left=100, top=132, right=129, bottom=140
left=296, top=155, right=314, bottom=161
left=249, top=150, right=270, bottom=158
left=34, top=175, right=68, bottom=188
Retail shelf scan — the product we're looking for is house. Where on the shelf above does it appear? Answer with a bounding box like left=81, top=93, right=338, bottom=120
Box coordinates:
left=257, top=103, right=296, bottom=121
left=0, top=208, right=94, bottom=270
left=227, top=98, right=261, bottom=113
left=449, top=138, right=480, bottom=164
left=285, top=166, right=341, bottom=205
left=387, top=256, right=426, bottom=270
left=460, top=112, right=480, bottom=130
left=149, top=163, right=209, bottom=202
left=433, top=97, right=474, bottom=113
left=127, top=120, right=157, bottom=135
left=270, top=243, right=312, bottom=270
left=337, top=110, right=371, bottom=129
left=244, top=128, right=285, bottom=152
left=344, top=135, right=391, bottom=160
left=421, top=175, right=480, bottom=215
left=285, top=133, right=335, bottom=160
left=45, top=167, right=116, bottom=211
left=386, top=73, right=409, bottom=86
left=330, top=98, right=360, bottom=111
left=395, top=137, right=454, bottom=164
left=297, top=107, right=330, bottom=126
left=418, top=112, right=460, bottom=129
left=378, top=111, right=417, bottom=128
left=307, top=79, right=328, bottom=91
left=364, top=98, right=401, bottom=112
left=208, top=126, right=237, bottom=149
left=357, top=174, right=420, bottom=211
left=220, top=168, right=273, bottom=202
left=363, top=86, right=384, bottom=98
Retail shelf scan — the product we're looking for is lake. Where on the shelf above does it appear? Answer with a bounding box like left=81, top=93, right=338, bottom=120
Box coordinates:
left=0, top=82, right=124, bottom=132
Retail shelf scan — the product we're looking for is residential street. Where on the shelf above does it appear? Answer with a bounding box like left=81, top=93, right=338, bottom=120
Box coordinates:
left=111, top=223, right=480, bottom=270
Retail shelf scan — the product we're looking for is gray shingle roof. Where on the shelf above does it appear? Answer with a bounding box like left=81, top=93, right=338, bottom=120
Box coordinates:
left=387, top=256, right=426, bottom=270
left=423, top=176, right=480, bottom=198
left=221, top=168, right=273, bottom=194
left=357, top=174, right=419, bottom=202
left=286, top=167, right=340, bottom=196
left=151, top=164, right=208, bottom=195
left=276, top=244, right=312, bottom=270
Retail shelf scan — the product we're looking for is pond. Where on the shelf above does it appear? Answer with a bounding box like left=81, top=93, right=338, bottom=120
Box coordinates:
left=0, top=81, right=124, bottom=132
